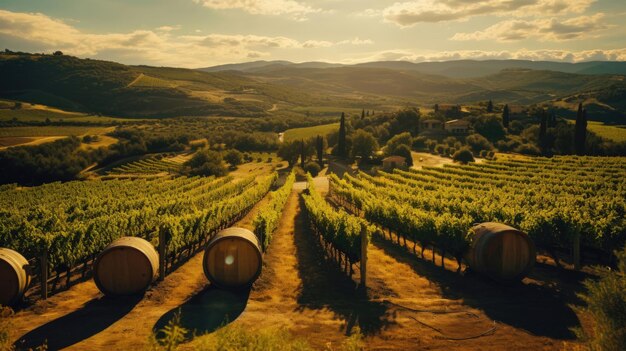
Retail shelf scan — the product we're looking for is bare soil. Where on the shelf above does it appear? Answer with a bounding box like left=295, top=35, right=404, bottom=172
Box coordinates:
left=11, top=193, right=271, bottom=351
left=11, top=176, right=592, bottom=351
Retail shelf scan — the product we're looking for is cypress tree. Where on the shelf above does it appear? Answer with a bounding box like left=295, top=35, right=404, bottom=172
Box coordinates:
left=361, top=109, right=365, bottom=120
left=366, top=110, right=370, bottom=116
left=574, top=103, right=587, bottom=155
left=548, top=110, right=556, bottom=128
left=338, top=112, right=347, bottom=158
left=434, top=103, right=439, bottom=113
left=502, top=104, right=510, bottom=129
left=487, top=100, right=494, bottom=113
left=300, top=139, right=306, bottom=168
left=316, top=135, right=324, bottom=167
left=539, top=109, right=548, bottom=153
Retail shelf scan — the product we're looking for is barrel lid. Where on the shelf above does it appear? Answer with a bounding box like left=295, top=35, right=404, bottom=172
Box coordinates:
left=471, top=222, right=525, bottom=236
left=213, top=227, right=260, bottom=247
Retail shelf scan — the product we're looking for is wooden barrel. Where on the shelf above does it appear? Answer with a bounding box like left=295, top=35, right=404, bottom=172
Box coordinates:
left=93, top=237, right=159, bottom=296
left=203, top=227, right=262, bottom=289
left=0, top=248, right=31, bottom=306
left=466, top=222, right=536, bottom=282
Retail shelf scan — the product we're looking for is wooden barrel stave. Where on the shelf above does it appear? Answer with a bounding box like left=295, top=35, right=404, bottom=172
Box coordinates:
left=203, top=227, right=262, bottom=289
left=93, top=237, right=159, bottom=296
left=466, top=222, right=536, bottom=282
left=0, top=248, right=31, bottom=306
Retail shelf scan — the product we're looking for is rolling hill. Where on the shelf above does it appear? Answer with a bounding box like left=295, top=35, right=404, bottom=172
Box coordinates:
left=200, top=59, right=626, bottom=78
left=2, top=53, right=625, bottom=122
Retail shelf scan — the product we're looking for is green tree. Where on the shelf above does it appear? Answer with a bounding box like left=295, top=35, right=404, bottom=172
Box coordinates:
left=277, top=140, right=301, bottom=167
left=384, top=132, right=412, bottom=156
left=502, top=104, right=510, bottom=129
left=393, top=144, right=413, bottom=167
left=465, top=133, right=494, bottom=154
left=473, top=115, right=505, bottom=142
left=184, top=150, right=228, bottom=177
left=487, top=100, right=494, bottom=113
left=300, top=139, right=306, bottom=168
left=361, top=109, right=365, bottom=120
left=390, top=108, right=420, bottom=136
left=316, top=135, right=325, bottom=167
left=338, top=112, right=347, bottom=158
left=351, top=129, right=378, bottom=160
left=304, top=161, right=321, bottom=177
left=224, top=149, right=243, bottom=166
left=453, top=148, right=475, bottom=164
left=574, top=103, right=587, bottom=155
left=539, top=109, right=548, bottom=154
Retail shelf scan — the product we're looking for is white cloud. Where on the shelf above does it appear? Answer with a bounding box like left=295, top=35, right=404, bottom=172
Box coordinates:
left=337, top=37, right=374, bottom=45
left=0, top=10, right=369, bottom=67
left=156, top=25, right=181, bottom=32
left=338, top=47, right=626, bottom=64
left=192, top=0, right=321, bottom=20
left=353, top=9, right=381, bottom=18
left=383, top=0, right=596, bottom=27
left=452, top=13, right=610, bottom=41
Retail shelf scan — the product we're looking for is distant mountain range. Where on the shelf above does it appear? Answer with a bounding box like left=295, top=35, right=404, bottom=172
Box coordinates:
left=1, top=53, right=624, bottom=122
left=199, top=59, right=626, bottom=78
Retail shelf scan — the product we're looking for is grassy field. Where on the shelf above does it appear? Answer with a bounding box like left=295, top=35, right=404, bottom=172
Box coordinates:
left=127, top=73, right=177, bottom=88
left=290, top=106, right=363, bottom=116
left=566, top=119, right=626, bottom=142
left=283, top=123, right=339, bottom=142
left=0, top=126, right=113, bottom=137
left=586, top=121, right=626, bottom=142
left=0, top=105, right=136, bottom=123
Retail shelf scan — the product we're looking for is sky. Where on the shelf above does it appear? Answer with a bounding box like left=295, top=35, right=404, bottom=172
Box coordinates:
left=1, top=0, right=626, bottom=68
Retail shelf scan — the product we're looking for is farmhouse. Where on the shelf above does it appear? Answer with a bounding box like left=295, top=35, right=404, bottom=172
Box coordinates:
left=382, top=155, right=406, bottom=170
left=445, top=119, right=471, bottom=134
left=420, top=119, right=443, bottom=130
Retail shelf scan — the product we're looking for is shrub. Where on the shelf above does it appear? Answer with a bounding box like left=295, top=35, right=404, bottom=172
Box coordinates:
left=473, top=115, right=506, bottom=141
left=384, top=132, right=412, bottom=156
left=453, top=148, right=475, bottom=164
left=479, top=150, right=488, bottom=158
left=303, top=161, right=321, bottom=177
left=434, top=144, right=446, bottom=156
left=443, top=136, right=458, bottom=147
left=514, top=143, right=541, bottom=156
left=184, top=150, right=228, bottom=177
left=224, top=149, right=243, bottom=166
left=580, top=246, right=626, bottom=351
left=412, top=136, right=428, bottom=150
left=425, top=139, right=437, bottom=152
left=243, top=153, right=253, bottom=162
left=509, top=120, right=525, bottom=135
left=465, top=133, right=494, bottom=154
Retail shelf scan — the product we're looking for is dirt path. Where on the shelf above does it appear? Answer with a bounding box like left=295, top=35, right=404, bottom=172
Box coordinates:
left=360, top=236, right=586, bottom=350
left=12, top=177, right=589, bottom=350
left=11, top=194, right=272, bottom=351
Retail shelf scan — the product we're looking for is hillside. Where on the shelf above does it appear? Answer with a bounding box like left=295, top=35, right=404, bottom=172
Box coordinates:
left=201, top=59, right=626, bottom=78
left=2, top=53, right=626, bottom=121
